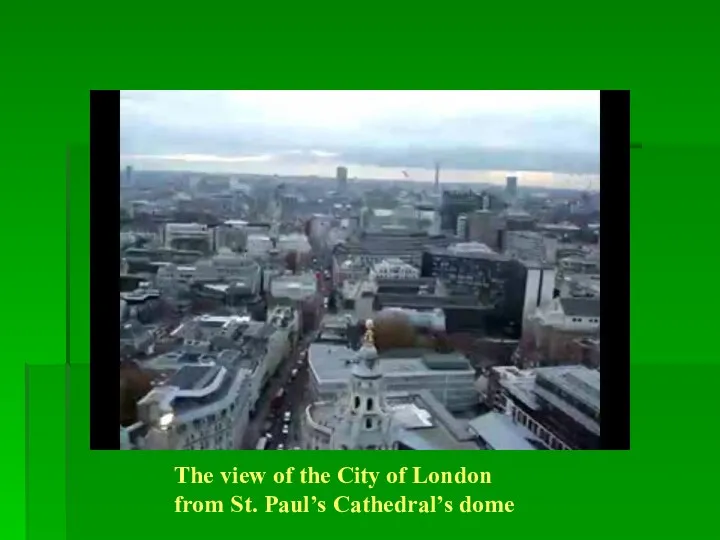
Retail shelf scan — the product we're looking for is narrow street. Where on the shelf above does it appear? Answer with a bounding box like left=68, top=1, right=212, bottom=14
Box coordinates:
left=241, top=259, right=331, bottom=450
left=241, top=332, right=315, bottom=450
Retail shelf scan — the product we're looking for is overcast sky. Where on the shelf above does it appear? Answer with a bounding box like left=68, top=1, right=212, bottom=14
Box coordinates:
left=120, top=90, right=600, bottom=180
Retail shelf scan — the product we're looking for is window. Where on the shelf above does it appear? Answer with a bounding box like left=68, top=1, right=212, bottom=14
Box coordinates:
left=340, top=445, right=349, bottom=450
left=367, top=398, right=374, bottom=411
left=366, top=445, right=377, bottom=450
left=365, top=418, right=373, bottom=429
left=354, top=396, right=360, bottom=409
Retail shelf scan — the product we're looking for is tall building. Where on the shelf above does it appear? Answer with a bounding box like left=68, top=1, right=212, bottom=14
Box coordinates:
left=434, top=162, right=440, bottom=192
left=505, top=176, right=518, bottom=204
left=456, top=214, right=468, bottom=240
left=467, top=210, right=501, bottom=249
left=336, top=166, right=349, bottom=191
left=125, top=165, right=134, bottom=187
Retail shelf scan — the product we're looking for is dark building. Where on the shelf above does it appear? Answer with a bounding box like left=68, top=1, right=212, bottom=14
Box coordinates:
left=441, top=190, right=505, bottom=232
left=336, top=166, right=348, bottom=191
left=503, top=209, right=536, bottom=232
left=421, top=247, right=527, bottom=337
left=333, top=231, right=453, bottom=268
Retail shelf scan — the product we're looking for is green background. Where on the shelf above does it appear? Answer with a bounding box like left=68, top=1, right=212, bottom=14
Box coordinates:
left=5, top=10, right=716, bottom=539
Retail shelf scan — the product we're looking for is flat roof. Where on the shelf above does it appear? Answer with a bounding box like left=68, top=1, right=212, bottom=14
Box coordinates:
left=150, top=348, right=257, bottom=416
left=307, top=390, right=480, bottom=450
left=167, top=365, right=221, bottom=391
left=376, top=293, right=492, bottom=311
left=559, top=298, right=601, bottom=318
left=309, top=346, right=473, bottom=383
left=468, top=412, right=540, bottom=450
left=535, top=365, right=600, bottom=411
left=425, top=245, right=508, bottom=262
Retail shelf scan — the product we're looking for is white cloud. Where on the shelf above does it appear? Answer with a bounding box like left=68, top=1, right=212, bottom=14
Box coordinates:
left=121, top=90, right=598, bottom=132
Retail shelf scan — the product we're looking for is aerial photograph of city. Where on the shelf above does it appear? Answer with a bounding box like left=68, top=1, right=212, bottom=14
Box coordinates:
left=119, top=90, right=601, bottom=451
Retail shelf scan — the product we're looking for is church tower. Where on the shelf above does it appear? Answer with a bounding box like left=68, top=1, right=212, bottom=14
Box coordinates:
left=329, top=320, right=398, bottom=450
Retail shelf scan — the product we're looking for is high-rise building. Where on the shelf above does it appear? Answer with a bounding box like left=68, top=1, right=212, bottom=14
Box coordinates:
left=505, top=176, right=518, bottom=203
left=336, top=166, right=348, bottom=191
left=434, top=162, right=440, bottom=192
left=125, top=165, right=133, bottom=186
left=456, top=214, right=468, bottom=240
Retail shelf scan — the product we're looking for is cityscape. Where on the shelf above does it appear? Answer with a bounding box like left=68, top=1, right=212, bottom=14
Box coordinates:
left=119, top=90, right=601, bottom=451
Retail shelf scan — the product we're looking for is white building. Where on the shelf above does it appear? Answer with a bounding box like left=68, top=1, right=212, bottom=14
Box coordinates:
left=557, top=274, right=601, bottom=299
left=155, top=264, right=197, bottom=291
left=333, top=257, right=367, bottom=287
left=530, top=297, right=600, bottom=333
left=215, top=221, right=248, bottom=252
left=246, top=234, right=274, bottom=258
left=308, top=344, right=477, bottom=413
left=276, top=233, right=312, bottom=256
left=369, top=258, right=421, bottom=281
left=270, top=272, right=318, bottom=303
left=195, top=250, right=261, bottom=289
left=456, top=214, right=468, bottom=240
left=340, top=279, right=377, bottom=321
left=505, top=231, right=558, bottom=264
left=521, top=263, right=557, bottom=321
left=558, top=256, right=600, bottom=275
left=303, top=323, right=484, bottom=450
left=137, top=350, right=254, bottom=450
left=163, top=223, right=214, bottom=251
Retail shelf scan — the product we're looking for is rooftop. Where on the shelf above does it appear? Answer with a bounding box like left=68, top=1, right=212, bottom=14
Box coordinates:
left=425, top=245, right=508, bottom=262
left=167, top=364, right=222, bottom=392
left=307, top=389, right=480, bottom=450
left=535, top=365, right=600, bottom=411
left=309, top=346, right=473, bottom=384
left=468, top=412, right=543, bottom=450
left=375, top=292, right=492, bottom=311
left=559, top=298, right=601, bottom=318
left=142, top=346, right=261, bottom=419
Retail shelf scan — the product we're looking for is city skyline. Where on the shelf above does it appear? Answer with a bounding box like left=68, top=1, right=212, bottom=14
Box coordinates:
left=121, top=90, right=600, bottom=185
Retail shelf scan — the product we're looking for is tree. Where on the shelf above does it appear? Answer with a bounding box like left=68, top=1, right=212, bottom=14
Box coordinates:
left=372, top=312, right=418, bottom=353
left=285, top=251, right=299, bottom=274
left=431, top=331, right=454, bottom=353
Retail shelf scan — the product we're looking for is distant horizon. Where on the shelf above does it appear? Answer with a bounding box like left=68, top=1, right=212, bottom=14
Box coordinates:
left=121, top=91, right=600, bottom=188
left=121, top=154, right=600, bottom=190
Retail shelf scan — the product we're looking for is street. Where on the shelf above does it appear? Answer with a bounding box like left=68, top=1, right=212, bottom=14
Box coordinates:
left=241, top=332, right=314, bottom=450
left=241, top=258, right=331, bottom=450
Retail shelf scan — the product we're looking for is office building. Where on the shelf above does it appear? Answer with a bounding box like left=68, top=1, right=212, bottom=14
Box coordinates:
left=336, top=166, right=348, bottom=191
left=369, top=258, right=421, bottom=281
left=136, top=349, right=255, bottom=450
left=481, top=364, right=600, bottom=450
left=163, top=223, right=214, bottom=254
left=308, top=343, right=477, bottom=412
left=505, top=176, right=518, bottom=203
left=456, top=214, right=468, bottom=240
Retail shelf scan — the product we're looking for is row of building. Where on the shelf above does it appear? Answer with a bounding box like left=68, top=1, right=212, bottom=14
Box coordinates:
left=122, top=308, right=299, bottom=450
